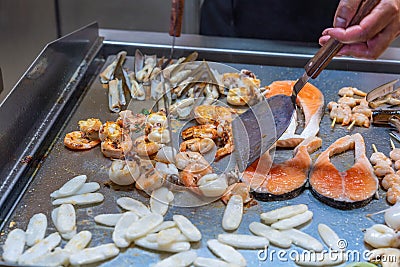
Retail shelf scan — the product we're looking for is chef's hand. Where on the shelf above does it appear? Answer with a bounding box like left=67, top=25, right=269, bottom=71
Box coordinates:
left=319, top=0, right=400, bottom=59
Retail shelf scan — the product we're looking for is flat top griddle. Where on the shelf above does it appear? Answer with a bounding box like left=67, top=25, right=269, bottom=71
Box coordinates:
left=1, top=23, right=399, bottom=266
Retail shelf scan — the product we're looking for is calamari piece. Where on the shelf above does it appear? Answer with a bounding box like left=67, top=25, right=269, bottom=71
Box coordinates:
left=207, top=239, right=246, bottom=267
left=260, top=204, right=308, bottom=224
left=197, top=173, right=228, bottom=197
left=222, top=195, right=243, bottom=231
left=249, top=222, right=292, bottom=248
left=25, top=213, right=47, bottom=246
left=318, top=223, right=341, bottom=250
left=117, top=197, right=151, bottom=217
left=30, top=249, right=70, bottom=267
left=52, top=204, right=76, bottom=240
left=69, top=243, right=120, bottom=265
left=217, top=234, right=269, bottom=249
left=2, top=228, right=26, bottom=263
left=150, top=187, right=174, bottom=216
left=18, top=232, right=61, bottom=265
left=71, top=182, right=100, bottom=195
left=135, top=237, right=190, bottom=252
left=64, top=230, right=92, bottom=254
left=281, top=229, right=324, bottom=252
left=113, top=212, right=138, bottom=248
left=52, top=193, right=104, bottom=206
left=271, top=210, right=313, bottom=230
left=94, top=213, right=123, bottom=227
left=153, top=250, right=197, bottom=267
left=173, top=215, right=202, bottom=242
left=150, top=221, right=177, bottom=233
left=194, top=257, right=240, bottom=267
left=50, top=174, right=87, bottom=198
left=147, top=227, right=182, bottom=246
left=126, top=213, right=163, bottom=240
left=294, top=251, right=347, bottom=266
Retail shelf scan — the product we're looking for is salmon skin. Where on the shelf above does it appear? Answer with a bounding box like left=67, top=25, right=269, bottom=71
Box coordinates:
left=309, top=133, right=378, bottom=209
left=242, top=137, right=322, bottom=201
left=264, top=81, right=324, bottom=148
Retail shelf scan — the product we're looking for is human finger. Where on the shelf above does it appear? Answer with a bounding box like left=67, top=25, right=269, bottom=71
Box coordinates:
left=333, top=0, right=363, bottom=28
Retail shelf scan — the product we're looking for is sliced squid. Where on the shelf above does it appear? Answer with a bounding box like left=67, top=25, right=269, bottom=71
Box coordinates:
left=222, top=195, right=243, bottom=231
left=51, top=182, right=100, bottom=199
left=217, top=234, right=269, bottom=249
left=260, top=204, right=308, bottom=224
left=2, top=228, right=26, bottom=263
left=69, top=243, right=120, bottom=265
left=146, top=229, right=189, bottom=245
left=150, top=221, right=177, bottom=233
left=117, top=197, right=151, bottom=217
left=94, top=213, right=123, bottom=227
left=18, top=232, right=61, bottom=265
left=318, top=223, right=342, bottom=250
left=150, top=187, right=174, bottom=216
left=50, top=175, right=87, bottom=198
left=30, top=249, right=70, bottom=267
left=173, top=214, right=202, bottom=242
left=194, top=257, right=240, bottom=267
left=249, top=222, right=292, bottom=248
left=126, top=213, right=163, bottom=240
left=207, top=239, right=246, bottom=267
left=153, top=250, right=197, bottom=267
left=25, top=213, right=47, bottom=246
left=113, top=212, right=138, bottom=248
left=52, top=204, right=76, bottom=240
left=271, top=210, right=313, bottom=230
left=281, top=229, right=324, bottom=252
left=52, top=192, right=104, bottom=206
left=64, top=230, right=92, bottom=254
left=135, top=237, right=191, bottom=253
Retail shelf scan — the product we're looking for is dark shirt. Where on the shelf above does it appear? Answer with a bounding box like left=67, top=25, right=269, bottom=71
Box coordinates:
left=200, top=0, right=340, bottom=43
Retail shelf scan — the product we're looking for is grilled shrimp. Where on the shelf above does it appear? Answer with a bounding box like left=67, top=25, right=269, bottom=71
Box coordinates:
left=387, top=185, right=400, bottom=205
left=370, top=152, right=392, bottom=166
left=328, top=102, right=352, bottom=125
left=145, top=111, right=167, bottom=134
left=338, top=96, right=361, bottom=108
left=64, top=131, right=100, bottom=150
left=78, top=118, right=102, bottom=140
left=221, top=182, right=251, bottom=204
left=99, top=121, right=124, bottom=142
left=350, top=113, right=370, bottom=128
left=227, top=87, right=252, bottom=106
left=179, top=162, right=213, bottom=187
left=175, top=151, right=209, bottom=170
left=180, top=138, right=216, bottom=154
left=382, top=174, right=400, bottom=190
left=117, top=110, right=146, bottom=132
left=338, top=87, right=367, bottom=97
left=133, top=136, right=164, bottom=157
left=215, top=120, right=234, bottom=160
left=194, top=105, right=235, bottom=125
left=181, top=124, right=218, bottom=140
left=101, top=133, right=133, bottom=159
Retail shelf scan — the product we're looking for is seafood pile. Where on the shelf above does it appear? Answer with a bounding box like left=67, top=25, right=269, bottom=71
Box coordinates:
left=370, top=141, right=400, bottom=205
left=327, top=87, right=372, bottom=129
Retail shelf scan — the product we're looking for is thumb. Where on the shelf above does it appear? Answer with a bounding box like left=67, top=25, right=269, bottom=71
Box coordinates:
left=334, top=0, right=363, bottom=28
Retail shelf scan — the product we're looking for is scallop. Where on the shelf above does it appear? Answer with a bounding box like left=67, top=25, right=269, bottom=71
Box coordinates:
left=197, top=173, right=228, bottom=197
left=109, top=159, right=140, bottom=185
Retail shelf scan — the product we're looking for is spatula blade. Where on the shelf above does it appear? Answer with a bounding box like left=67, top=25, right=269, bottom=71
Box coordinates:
left=232, top=94, right=294, bottom=172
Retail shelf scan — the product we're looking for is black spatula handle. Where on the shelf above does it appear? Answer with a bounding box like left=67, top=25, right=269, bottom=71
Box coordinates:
left=305, top=0, right=380, bottom=79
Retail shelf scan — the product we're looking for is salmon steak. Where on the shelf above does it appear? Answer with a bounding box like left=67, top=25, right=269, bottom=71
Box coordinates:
left=242, top=137, right=322, bottom=200
left=309, top=133, right=378, bottom=209
left=264, top=80, right=324, bottom=148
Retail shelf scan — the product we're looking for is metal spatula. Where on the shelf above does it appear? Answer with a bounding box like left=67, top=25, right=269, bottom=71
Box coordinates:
left=232, top=0, right=380, bottom=172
